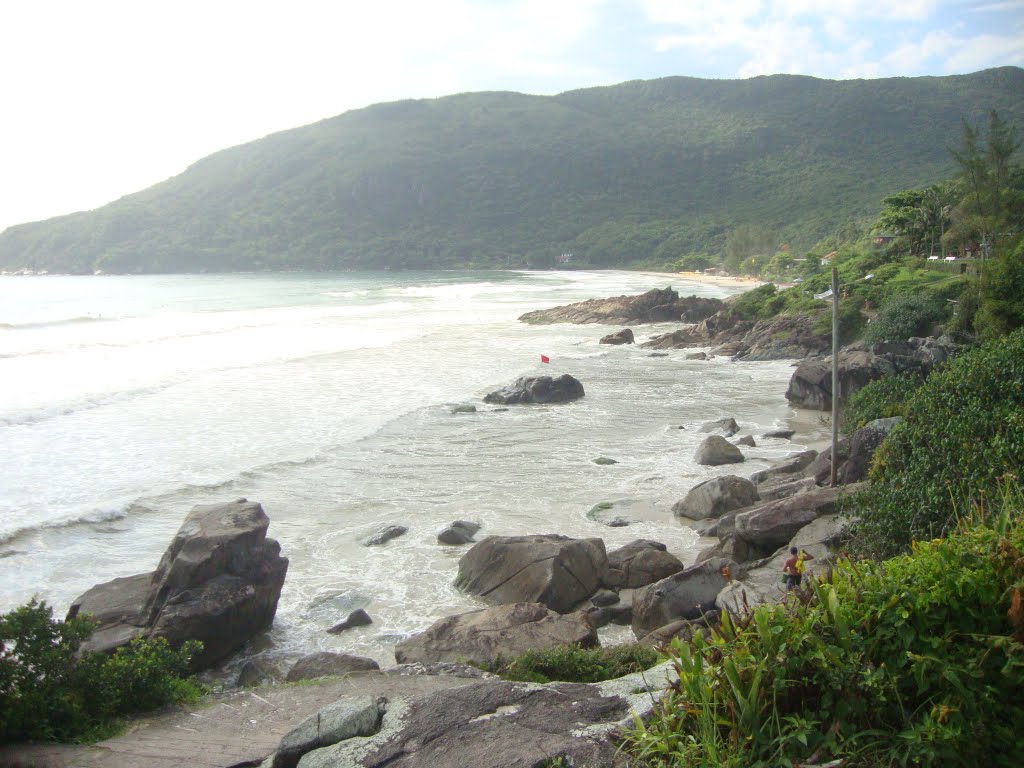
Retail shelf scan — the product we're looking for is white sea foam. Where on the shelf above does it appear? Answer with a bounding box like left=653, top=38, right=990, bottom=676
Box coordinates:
left=0, top=270, right=815, bottom=673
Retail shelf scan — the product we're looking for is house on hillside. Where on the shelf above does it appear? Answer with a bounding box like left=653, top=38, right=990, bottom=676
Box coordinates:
left=820, top=251, right=838, bottom=265
left=873, top=234, right=896, bottom=245
left=556, top=252, right=574, bottom=265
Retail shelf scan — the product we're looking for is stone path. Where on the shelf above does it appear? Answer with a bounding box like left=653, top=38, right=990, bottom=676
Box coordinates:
left=0, top=671, right=477, bottom=768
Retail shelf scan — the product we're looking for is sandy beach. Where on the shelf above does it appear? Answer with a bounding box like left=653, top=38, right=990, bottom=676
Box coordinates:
left=639, top=270, right=765, bottom=289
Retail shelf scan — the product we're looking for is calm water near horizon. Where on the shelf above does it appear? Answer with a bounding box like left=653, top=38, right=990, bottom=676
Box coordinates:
left=0, top=269, right=823, bottom=675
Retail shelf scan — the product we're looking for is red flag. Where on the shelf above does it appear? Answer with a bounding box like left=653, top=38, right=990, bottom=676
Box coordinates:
left=540, top=354, right=550, bottom=363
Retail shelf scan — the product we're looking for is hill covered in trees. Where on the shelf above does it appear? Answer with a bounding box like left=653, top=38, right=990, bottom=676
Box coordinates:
left=2, top=67, right=1023, bottom=274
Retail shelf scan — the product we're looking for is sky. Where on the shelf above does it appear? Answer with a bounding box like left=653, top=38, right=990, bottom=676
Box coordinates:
left=1, top=0, right=1023, bottom=233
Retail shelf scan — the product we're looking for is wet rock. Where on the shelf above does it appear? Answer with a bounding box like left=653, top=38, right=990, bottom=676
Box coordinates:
left=483, top=374, right=585, bottom=405
left=455, top=534, right=607, bottom=613
left=600, top=328, right=634, bottom=345
left=672, top=475, right=759, bottom=520
left=327, top=608, right=373, bottom=635
left=700, top=417, right=740, bottom=436
left=694, top=435, right=745, bottom=466
left=436, top=520, right=481, bottom=546
left=362, top=525, right=408, bottom=546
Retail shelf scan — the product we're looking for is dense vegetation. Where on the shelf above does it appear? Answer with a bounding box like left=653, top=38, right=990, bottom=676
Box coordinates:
left=1, top=68, right=1022, bottom=274
left=844, top=329, right=1024, bottom=559
left=622, top=508, right=1024, bottom=767
left=481, top=643, right=660, bottom=684
left=0, top=600, right=203, bottom=743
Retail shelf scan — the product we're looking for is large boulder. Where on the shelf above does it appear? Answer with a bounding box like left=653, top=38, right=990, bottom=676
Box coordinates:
left=734, top=485, right=863, bottom=550
left=272, top=696, right=383, bottom=768
left=600, top=328, right=634, bottom=345
left=632, top=558, right=735, bottom=638
left=483, top=374, right=585, bottom=405
left=286, top=652, right=381, bottom=682
left=784, top=338, right=960, bottom=413
left=455, top=534, right=607, bottom=613
left=842, top=417, right=901, bottom=483
left=436, top=520, right=481, bottom=546
left=604, top=540, right=685, bottom=589
left=672, top=475, right=759, bottom=520
left=749, top=450, right=818, bottom=485
left=785, top=349, right=895, bottom=410
left=694, top=435, right=745, bottom=466
left=68, top=498, right=288, bottom=670
left=394, top=603, right=597, bottom=666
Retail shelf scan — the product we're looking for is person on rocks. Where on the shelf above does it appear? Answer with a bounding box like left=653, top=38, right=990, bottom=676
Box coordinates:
left=783, top=547, right=813, bottom=590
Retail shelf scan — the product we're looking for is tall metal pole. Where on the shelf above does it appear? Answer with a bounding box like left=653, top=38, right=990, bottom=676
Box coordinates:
left=831, top=267, right=839, bottom=488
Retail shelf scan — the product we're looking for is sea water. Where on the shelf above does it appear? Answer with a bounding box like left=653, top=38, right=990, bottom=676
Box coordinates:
left=0, top=270, right=822, bottom=673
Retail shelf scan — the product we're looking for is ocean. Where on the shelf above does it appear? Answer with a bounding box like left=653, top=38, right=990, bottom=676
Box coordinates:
left=0, top=269, right=821, bottom=675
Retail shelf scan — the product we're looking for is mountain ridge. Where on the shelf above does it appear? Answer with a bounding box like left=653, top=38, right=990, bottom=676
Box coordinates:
left=3, top=66, right=1023, bottom=273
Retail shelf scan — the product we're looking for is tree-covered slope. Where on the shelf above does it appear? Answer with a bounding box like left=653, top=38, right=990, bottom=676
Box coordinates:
left=3, top=67, right=1023, bottom=273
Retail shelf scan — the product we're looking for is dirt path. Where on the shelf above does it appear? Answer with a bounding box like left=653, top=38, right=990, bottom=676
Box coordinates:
left=0, top=671, right=478, bottom=768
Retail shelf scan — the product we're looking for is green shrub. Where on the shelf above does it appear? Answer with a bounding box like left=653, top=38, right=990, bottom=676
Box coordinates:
left=0, top=600, right=203, bottom=743
left=729, top=283, right=786, bottom=321
left=811, top=299, right=866, bottom=344
left=845, top=328, right=1024, bottom=559
left=863, top=293, right=947, bottom=343
left=841, top=370, right=926, bottom=433
left=621, top=504, right=1024, bottom=767
left=483, top=643, right=660, bottom=684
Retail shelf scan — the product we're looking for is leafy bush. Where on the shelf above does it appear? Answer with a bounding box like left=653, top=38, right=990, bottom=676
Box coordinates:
left=728, top=283, right=783, bottom=320
left=863, top=293, right=947, bottom=343
left=0, top=600, right=203, bottom=743
left=845, top=328, right=1024, bottom=559
left=483, top=643, right=660, bottom=684
left=811, top=299, right=866, bottom=344
left=622, top=504, right=1024, bottom=767
left=841, top=370, right=926, bottom=433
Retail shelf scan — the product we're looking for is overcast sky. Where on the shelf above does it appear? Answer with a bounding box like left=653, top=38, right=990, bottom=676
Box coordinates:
left=2, top=0, right=1022, bottom=233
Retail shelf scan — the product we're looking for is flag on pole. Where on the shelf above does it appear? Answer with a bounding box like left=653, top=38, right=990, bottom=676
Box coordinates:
left=540, top=354, right=550, bottom=363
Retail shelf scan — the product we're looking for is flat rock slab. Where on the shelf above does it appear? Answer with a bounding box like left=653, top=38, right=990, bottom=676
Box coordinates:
left=296, top=664, right=680, bottom=768
left=0, top=674, right=478, bottom=768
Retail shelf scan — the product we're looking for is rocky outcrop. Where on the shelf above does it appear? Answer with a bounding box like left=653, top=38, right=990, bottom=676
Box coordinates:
left=785, top=336, right=961, bottom=410
left=68, top=498, right=288, bottom=670
left=518, top=287, right=724, bottom=326
left=600, top=328, right=634, bottom=345
left=749, top=450, right=818, bottom=485
left=287, top=652, right=382, bottom=682
left=842, top=417, right=901, bottom=483
left=483, top=374, right=585, bottom=405
left=394, top=602, right=597, bottom=666
left=694, top=435, right=745, bottom=466
left=672, top=475, right=759, bottom=520
left=455, top=535, right=607, bottom=612
left=639, top=312, right=829, bottom=361
left=291, top=669, right=678, bottom=768
left=734, top=484, right=863, bottom=551
left=631, top=557, right=735, bottom=638
left=604, top=540, right=684, bottom=589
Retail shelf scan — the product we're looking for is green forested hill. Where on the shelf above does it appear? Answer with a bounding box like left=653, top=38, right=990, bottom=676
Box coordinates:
left=3, top=67, right=1023, bottom=273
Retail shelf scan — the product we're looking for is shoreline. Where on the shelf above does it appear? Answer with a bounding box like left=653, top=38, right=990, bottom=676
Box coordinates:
left=637, top=269, right=765, bottom=289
